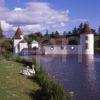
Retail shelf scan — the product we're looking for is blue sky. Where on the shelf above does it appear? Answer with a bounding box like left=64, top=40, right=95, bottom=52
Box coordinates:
left=1, top=0, right=100, bottom=36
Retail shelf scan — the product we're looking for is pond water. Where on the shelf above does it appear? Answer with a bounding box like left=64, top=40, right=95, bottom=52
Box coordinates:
left=34, top=54, right=100, bottom=100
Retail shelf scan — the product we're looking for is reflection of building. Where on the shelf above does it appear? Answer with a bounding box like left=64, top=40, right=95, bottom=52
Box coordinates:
left=43, top=24, right=94, bottom=55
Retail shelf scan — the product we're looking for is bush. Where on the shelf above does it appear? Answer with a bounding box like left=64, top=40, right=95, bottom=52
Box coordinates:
left=15, top=56, right=33, bottom=67
left=2, top=51, right=13, bottom=60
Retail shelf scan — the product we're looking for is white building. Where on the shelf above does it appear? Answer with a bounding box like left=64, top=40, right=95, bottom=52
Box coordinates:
left=43, top=24, right=94, bottom=55
left=31, top=40, right=39, bottom=49
left=13, top=27, right=39, bottom=54
left=80, top=24, right=94, bottom=54
left=13, top=24, right=94, bottom=55
left=13, top=27, right=28, bottom=54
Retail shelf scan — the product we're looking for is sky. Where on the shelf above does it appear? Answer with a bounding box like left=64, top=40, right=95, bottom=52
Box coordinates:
left=0, top=0, right=100, bottom=37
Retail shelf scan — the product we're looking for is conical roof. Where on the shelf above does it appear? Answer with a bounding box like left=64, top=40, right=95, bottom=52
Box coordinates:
left=82, top=24, right=93, bottom=34
left=14, top=27, right=23, bottom=39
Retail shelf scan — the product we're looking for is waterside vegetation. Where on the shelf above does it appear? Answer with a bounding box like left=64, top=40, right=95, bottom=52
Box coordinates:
left=0, top=55, right=74, bottom=100
left=15, top=57, right=74, bottom=100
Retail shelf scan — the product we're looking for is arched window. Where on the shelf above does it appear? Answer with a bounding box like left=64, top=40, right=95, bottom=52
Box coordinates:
left=50, top=46, right=54, bottom=50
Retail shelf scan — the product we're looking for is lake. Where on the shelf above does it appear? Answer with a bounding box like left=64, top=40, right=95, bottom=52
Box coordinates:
left=33, top=54, right=100, bottom=100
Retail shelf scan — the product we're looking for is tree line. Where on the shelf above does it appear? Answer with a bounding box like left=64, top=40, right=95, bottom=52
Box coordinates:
left=25, top=23, right=100, bottom=43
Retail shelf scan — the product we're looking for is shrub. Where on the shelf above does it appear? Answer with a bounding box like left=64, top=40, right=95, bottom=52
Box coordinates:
left=2, top=51, right=13, bottom=60
left=15, top=56, right=33, bottom=67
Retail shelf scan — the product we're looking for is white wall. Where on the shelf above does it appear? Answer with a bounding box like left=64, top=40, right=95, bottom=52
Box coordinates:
left=43, top=45, right=80, bottom=55
left=80, top=34, right=94, bottom=54
left=14, top=39, right=22, bottom=53
left=14, top=39, right=28, bottom=54
left=31, top=43, right=39, bottom=48
left=19, top=42, right=28, bottom=52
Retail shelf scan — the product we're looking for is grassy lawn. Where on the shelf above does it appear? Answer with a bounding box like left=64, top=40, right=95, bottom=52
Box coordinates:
left=0, top=60, right=40, bottom=100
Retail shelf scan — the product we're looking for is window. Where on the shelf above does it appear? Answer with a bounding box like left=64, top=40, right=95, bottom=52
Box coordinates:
left=85, top=36, right=88, bottom=40
left=50, top=46, right=54, bottom=50
left=18, top=44, right=20, bottom=51
left=71, top=46, right=74, bottom=50
left=85, top=43, right=88, bottom=49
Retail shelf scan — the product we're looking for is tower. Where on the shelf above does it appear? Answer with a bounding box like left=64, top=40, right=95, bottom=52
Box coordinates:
left=13, top=27, right=24, bottom=54
left=80, top=24, right=94, bottom=55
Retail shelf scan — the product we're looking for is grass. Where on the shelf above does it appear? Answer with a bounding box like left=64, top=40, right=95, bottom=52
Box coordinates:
left=0, top=60, right=40, bottom=100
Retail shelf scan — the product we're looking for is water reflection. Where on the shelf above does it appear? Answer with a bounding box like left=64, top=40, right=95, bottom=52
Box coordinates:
left=81, top=55, right=98, bottom=99
left=30, top=54, right=100, bottom=100
left=85, top=56, right=97, bottom=87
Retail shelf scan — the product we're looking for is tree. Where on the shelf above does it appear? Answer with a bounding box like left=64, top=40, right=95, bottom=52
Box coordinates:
left=78, top=23, right=84, bottom=34
left=67, top=31, right=72, bottom=35
left=63, top=31, right=67, bottom=38
left=91, top=29, right=96, bottom=35
left=50, top=32, right=55, bottom=38
left=72, top=27, right=78, bottom=35
left=0, top=24, right=4, bottom=38
left=55, top=31, right=60, bottom=38
left=44, top=30, right=50, bottom=39
left=2, top=39, right=13, bottom=51
left=98, top=26, right=100, bottom=35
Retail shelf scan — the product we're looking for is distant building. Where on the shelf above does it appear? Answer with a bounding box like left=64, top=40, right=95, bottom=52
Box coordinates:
left=42, top=24, right=94, bottom=55
left=13, top=27, right=39, bottom=54
left=80, top=24, right=94, bottom=54
left=13, top=24, right=94, bottom=55
left=31, top=40, right=39, bottom=49
left=13, top=27, right=28, bottom=54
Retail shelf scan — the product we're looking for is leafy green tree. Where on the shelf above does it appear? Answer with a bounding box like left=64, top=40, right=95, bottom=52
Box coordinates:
left=2, top=39, right=13, bottom=51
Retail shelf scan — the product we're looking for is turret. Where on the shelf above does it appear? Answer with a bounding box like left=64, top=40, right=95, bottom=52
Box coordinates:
left=80, top=24, right=94, bottom=55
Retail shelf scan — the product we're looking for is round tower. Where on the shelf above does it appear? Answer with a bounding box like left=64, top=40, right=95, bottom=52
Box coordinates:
left=80, top=24, right=94, bottom=55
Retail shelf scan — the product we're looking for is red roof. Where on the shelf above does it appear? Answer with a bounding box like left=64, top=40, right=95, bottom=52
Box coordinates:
left=14, top=27, right=23, bottom=39
left=82, top=24, right=93, bottom=34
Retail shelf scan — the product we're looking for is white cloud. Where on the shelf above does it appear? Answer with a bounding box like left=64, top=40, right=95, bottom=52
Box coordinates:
left=0, top=1, right=70, bottom=35
left=21, top=24, right=43, bottom=33
left=1, top=20, right=13, bottom=31
left=0, top=0, right=90, bottom=36
left=14, top=8, right=23, bottom=11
